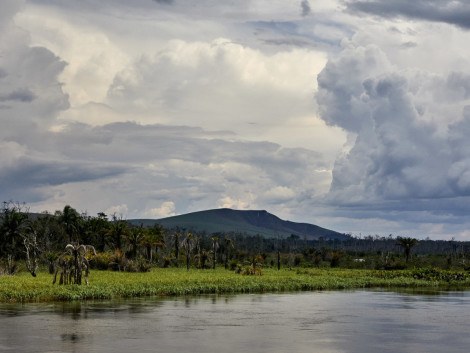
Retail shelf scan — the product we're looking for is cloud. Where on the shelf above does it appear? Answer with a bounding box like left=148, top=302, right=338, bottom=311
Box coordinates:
left=218, top=196, right=254, bottom=211
left=0, top=158, right=125, bottom=188
left=0, top=0, right=23, bottom=23
left=0, top=88, right=35, bottom=102
left=6, top=0, right=470, bottom=240
left=105, top=204, right=129, bottom=218
left=0, top=41, right=69, bottom=141
left=7, top=118, right=329, bottom=223
left=346, top=0, right=470, bottom=29
left=102, top=37, right=331, bottom=154
left=144, top=202, right=176, bottom=219
left=316, top=40, right=470, bottom=232
left=458, top=230, right=470, bottom=240
left=0, top=137, right=127, bottom=204
left=447, top=113, right=470, bottom=195
left=262, top=186, right=296, bottom=203
left=301, top=0, right=312, bottom=17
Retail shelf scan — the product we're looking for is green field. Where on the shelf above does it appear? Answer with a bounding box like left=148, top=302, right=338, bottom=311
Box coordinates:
left=1, top=267, right=469, bottom=303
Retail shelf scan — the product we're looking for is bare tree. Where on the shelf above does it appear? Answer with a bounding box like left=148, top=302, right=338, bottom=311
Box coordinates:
left=23, top=224, right=41, bottom=277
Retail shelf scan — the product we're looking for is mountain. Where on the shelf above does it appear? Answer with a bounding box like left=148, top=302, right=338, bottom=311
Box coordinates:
left=129, top=208, right=349, bottom=240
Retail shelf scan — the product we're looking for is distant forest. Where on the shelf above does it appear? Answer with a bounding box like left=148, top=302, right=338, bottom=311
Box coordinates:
left=1, top=201, right=469, bottom=276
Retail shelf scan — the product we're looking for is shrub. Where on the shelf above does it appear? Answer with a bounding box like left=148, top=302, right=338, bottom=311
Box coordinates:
left=234, top=264, right=243, bottom=274
left=109, top=249, right=129, bottom=272
left=92, top=252, right=114, bottom=270
left=229, top=259, right=239, bottom=271
left=241, top=265, right=262, bottom=276
left=43, top=252, right=59, bottom=274
left=294, top=254, right=303, bottom=267
left=0, top=256, right=19, bottom=276
left=163, top=256, right=171, bottom=268
left=127, top=257, right=151, bottom=273
left=410, top=267, right=469, bottom=282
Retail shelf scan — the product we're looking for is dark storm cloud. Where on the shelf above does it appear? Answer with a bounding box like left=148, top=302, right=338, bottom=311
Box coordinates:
left=252, top=21, right=300, bottom=36
left=251, top=20, right=327, bottom=48
left=0, top=155, right=127, bottom=204
left=52, top=121, right=323, bottom=172
left=316, top=43, right=470, bottom=227
left=346, top=0, right=470, bottom=29
left=446, top=72, right=470, bottom=99
left=0, top=88, right=36, bottom=102
left=152, top=0, right=174, bottom=4
left=42, top=120, right=325, bottom=211
left=0, top=45, right=68, bottom=139
left=301, top=0, right=311, bottom=17
left=262, top=37, right=315, bottom=47
left=0, top=158, right=125, bottom=187
left=400, top=41, right=418, bottom=49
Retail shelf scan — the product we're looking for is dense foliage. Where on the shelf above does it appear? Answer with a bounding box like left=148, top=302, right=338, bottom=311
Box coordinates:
left=1, top=201, right=469, bottom=289
left=2, top=202, right=470, bottom=274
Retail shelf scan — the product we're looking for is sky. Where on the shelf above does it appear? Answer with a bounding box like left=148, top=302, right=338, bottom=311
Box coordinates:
left=1, top=0, right=470, bottom=240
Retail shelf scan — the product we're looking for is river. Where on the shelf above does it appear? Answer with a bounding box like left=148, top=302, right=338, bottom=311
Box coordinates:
left=0, top=289, right=469, bottom=353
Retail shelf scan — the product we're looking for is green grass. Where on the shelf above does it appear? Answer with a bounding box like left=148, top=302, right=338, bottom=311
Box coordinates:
left=1, top=267, right=469, bottom=303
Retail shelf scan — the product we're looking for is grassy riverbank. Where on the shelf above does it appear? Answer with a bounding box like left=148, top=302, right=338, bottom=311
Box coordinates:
left=1, top=267, right=469, bottom=302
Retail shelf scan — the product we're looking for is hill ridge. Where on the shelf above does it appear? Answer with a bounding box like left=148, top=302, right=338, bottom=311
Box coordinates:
left=129, top=208, right=348, bottom=240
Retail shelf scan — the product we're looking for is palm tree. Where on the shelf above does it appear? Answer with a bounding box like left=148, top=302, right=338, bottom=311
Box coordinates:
left=53, top=243, right=96, bottom=285
left=125, top=226, right=145, bottom=259
left=396, top=237, right=419, bottom=263
left=0, top=201, right=29, bottom=260
left=242, top=254, right=264, bottom=275
left=223, top=237, right=234, bottom=269
left=82, top=212, right=109, bottom=252
left=106, top=214, right=129, bottom=251
left=173, top=232, right=182, bottom=266
left=141, top=226, right=165, bottom=262
left=0, top=201, right=29, bottom=273
left=181, top=233, right=195, bottom=270
left=211, top=236, right=219, bottom=270
left=57, top=205, right=82, bottom=243
left=197, top=249, right=211, bottom=269
left=193, top=236, right=201, bottom=268
left=28, top=214, right=64, bottom=274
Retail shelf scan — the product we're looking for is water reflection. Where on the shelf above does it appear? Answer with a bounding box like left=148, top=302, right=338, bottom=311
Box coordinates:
left=0, top=290, right=469, bottom=353
left=61, top=333, right=84, bottom=343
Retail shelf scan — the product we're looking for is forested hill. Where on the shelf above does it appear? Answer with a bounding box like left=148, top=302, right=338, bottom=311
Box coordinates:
left=129, top=208, right=349, bottom=240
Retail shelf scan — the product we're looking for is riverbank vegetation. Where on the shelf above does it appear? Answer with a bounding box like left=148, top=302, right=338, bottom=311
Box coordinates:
left=1, top=201, right=470, bottom=302
left=1, top=267, right=470, bottom=302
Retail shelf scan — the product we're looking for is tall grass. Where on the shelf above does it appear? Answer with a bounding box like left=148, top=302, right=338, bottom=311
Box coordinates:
left=1, top=267, right=469, bottom=302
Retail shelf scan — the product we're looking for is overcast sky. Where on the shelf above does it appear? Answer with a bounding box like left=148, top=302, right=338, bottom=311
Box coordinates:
left=2, top=0, right=470, bottom=240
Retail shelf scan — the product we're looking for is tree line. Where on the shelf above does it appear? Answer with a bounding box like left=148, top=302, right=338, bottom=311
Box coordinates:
left=1, top=201, right=469, bottom=279
left=0, top=202, right=243, bottom=277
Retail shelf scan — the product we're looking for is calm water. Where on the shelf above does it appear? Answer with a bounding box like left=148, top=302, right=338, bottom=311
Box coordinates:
left=0, top=289, right=469, bottom=353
